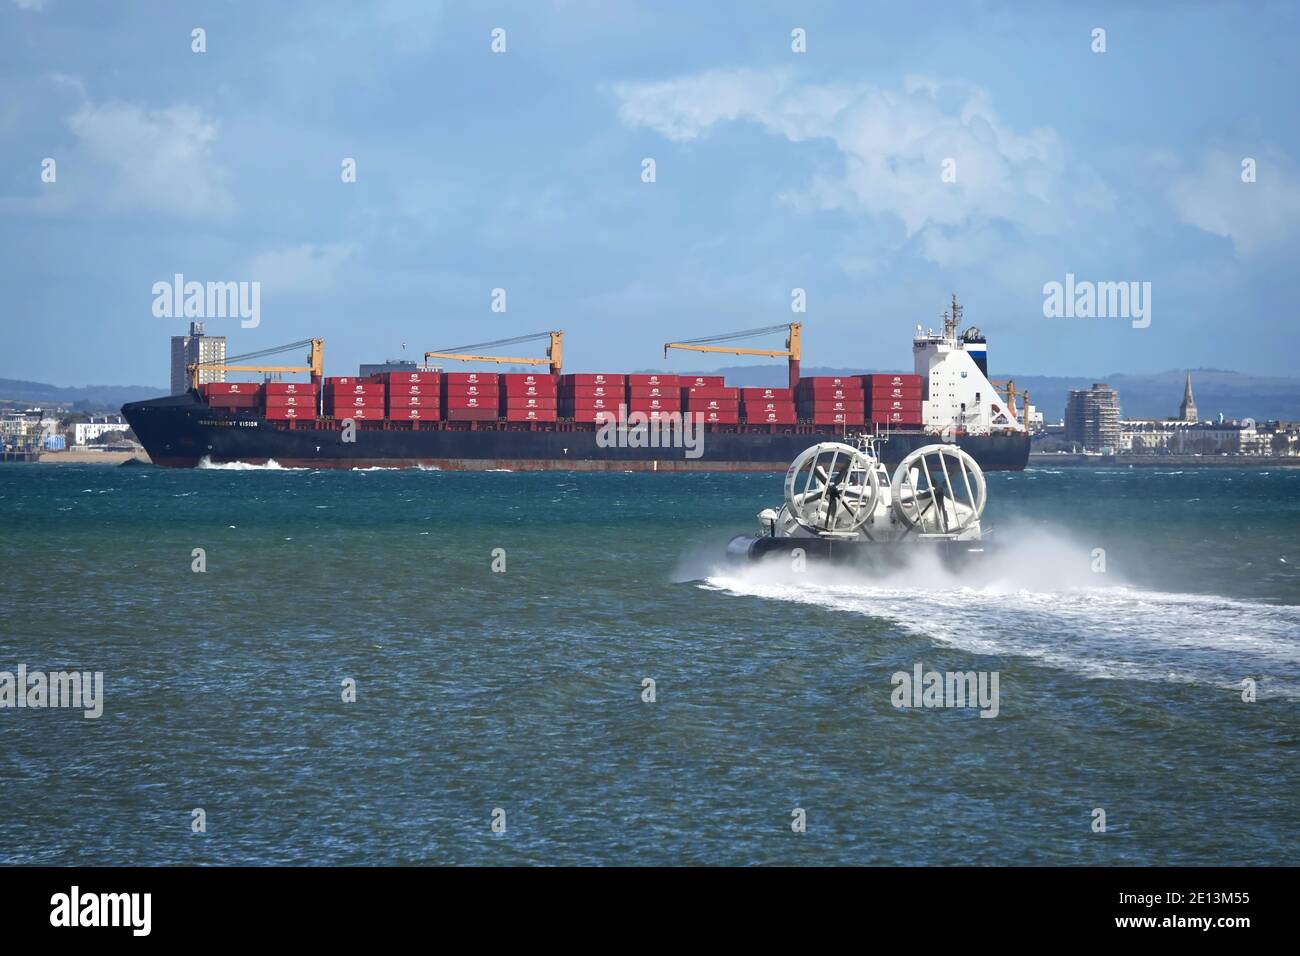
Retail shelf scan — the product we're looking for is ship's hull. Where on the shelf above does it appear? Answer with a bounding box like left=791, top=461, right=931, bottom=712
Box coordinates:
left=122, top=393, right=1030, bottom=472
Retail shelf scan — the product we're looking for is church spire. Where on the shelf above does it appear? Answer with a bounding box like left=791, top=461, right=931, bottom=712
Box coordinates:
left=1179, top=372, right=1198, bottom=422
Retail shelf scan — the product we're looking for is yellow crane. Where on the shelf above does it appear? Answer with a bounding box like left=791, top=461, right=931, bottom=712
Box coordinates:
left=664, top=323, right=802, bottom=389
left=189, top=338, right=324, bottom=390
left=425, top=331, right=563, bottom=375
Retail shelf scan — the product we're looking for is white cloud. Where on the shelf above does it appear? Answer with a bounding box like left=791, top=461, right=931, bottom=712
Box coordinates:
left=244, top=243, right=360, bottom=295
left=67, top=101, right=232, bottom=219
left=12, top=0, right=47, bottom=11
left=615, top=69, right=1110, bottom=264
left=1168, top=148, right=1300, bottom=255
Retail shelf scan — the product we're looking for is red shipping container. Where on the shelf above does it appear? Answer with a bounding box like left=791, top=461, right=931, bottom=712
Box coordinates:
left=386, top=395, right=440, bottom=409
left=809, top=410, right=866, bottom=425
left=627, top=374, right=680, bottom=388
left=207, top=394, right=260, bottom=408
left=389, top=408, right=438, bottom=421
left=871, top=410, right=924, bottom=425
left=628, top=385, right=676, bottom=399
left=865, top=398, right=923, bottom=412
left=681, top=375, right=725, bottom=388
left=564, top=395, right=621, bottom=411
left=562, top=373, right=625, bottom=388
left=684, top=386, right=740, bottom=400
left=743, top=408, right=798, bottom=425
left=328, top=406, right=386, bottom=420
left=501, top=373, right=555, bottom=388
left=443, top=372, right=499, bottom=386
left=692, top=409, right=739, bottom=424
left=326, top=382, right=384, bottom=397
left=503, top=385, right=557, bottom=399
left=445, top=407, right=499, bottom=421
left=799, top=376, right=856, bottom=388
left=386, top=383, right=436, bottom=396
left=797, top=384, right=863, bottom=400
left=264, top=382, right=317, bottom=395
left=264, top=406, right=314, bottom=421
left=330, top=393, right=387, bottom=408
left=740, top=387, right=794, bottom=402
left=503, top=396, right=558, bottom=410
left=628, top=398, right=681, bottom=412
left=799, top=400, right=864, bottom=415
left=378, top=371, right=439, bottom=384
left=444, top=395, right=495, bottom=410
left=265, top=393, right=317, bottom=407
left=326, top=409, right=386, bottom=421
left=743, top=400, right=797, bottom=415
left=505, top=408, right=558, bottom=422
left=323, top=376, right=366, bottom=386
left=202, top=382, right=262, bottom=396
left=861, top=373, right=922, bottom=387
left=443, top=383, right=500, bottom=398
left=564, top=385, right=619, bottom=399
left=568, top=408, right=616, bottom=423
left=868, top=384, right=923, bottom=400
left=685, top=398, right=740, bottom=412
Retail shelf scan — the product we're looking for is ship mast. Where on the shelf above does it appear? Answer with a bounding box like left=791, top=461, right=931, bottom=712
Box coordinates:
left=943, top=293, right=962, bottom=344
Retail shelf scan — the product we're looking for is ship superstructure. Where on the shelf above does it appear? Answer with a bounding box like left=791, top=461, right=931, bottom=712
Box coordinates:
left=912, top=295, right=1032, bottom=437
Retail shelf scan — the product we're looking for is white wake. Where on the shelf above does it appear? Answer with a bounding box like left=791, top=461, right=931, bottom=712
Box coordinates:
left=696, top=526, right=1300, bottom=697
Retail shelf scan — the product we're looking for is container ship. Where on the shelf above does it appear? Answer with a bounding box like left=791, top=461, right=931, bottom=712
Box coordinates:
left=122, top=296, right=1032, bottom=472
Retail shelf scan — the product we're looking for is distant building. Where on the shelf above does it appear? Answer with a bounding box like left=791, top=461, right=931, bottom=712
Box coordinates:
left=1120, top=418, right=1277, bottom=456
left=1064, top=383, right=1121, bottom=452
left=1117, top=373, right=1281, bottom=455
left=1171, top=420, right=1265, bottom=456
left=0, top=414, right=28, bottom=440
left=1178, top=372, right=1199, bottom=422
left=74, top=416, right=130, bottom=445
left=171, top=322, right=226, bottom=394
left=1119, top=418, right=1195, bottom=453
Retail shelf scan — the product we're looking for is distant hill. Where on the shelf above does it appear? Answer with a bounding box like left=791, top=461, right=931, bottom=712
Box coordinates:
left=665, top=366, right=1300, bottom=422
left=0, top=379, right=165, bottom=411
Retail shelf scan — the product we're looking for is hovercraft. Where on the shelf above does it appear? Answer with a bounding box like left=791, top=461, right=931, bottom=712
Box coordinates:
left=726, top=439, right=992, bottom=568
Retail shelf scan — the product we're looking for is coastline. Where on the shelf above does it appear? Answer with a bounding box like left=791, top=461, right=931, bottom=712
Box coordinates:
left=34, top=449, right=150, bottom=466
left=1030, top=452, right=1300, bottom=468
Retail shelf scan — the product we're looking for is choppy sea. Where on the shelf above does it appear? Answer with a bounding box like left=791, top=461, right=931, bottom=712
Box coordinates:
left=1, top=462, right=1297, bottom=864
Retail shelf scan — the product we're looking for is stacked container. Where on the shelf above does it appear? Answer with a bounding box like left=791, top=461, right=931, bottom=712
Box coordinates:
left=558, top=373, right=625, bottom=423
left=860, top=373, right=923, bottom=426
left=442, top=371, right=499, bottom=421
left=324, top=377, right=385, bottom=419
left=263, top=381, right=319, bottom=421
left=681, top=376, right=738, bottom=425
left=796, top=376, right=865, bottom=425
left=740, top=386, right=796, bottom=425
left=627, top=374, right=680, bottom=420
left=501, top=372, right=557, bottom=423
left=201, top=382, right=263, bottom=410
left=380, top=370, right=440, bottom=422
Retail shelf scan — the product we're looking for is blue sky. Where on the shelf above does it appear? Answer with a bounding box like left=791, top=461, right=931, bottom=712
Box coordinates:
left=4, top=0, right=1299, bottom=386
